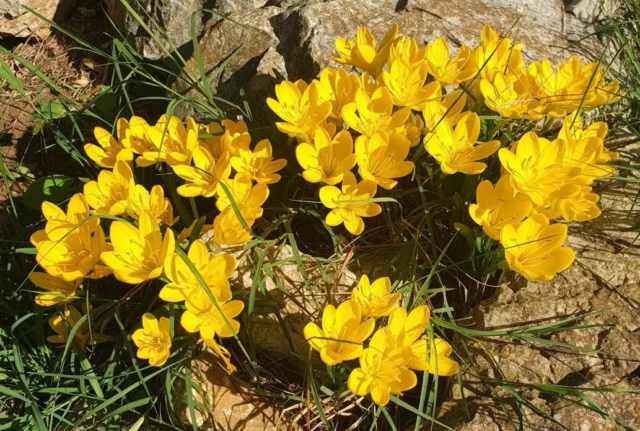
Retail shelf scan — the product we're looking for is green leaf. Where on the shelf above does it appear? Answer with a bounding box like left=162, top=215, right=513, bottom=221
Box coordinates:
left=22, top=175, right=82, bottom=210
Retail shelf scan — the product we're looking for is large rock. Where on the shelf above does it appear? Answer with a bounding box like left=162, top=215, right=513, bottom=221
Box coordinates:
left=170, top=0, right=601, bottom=122
left=0, top=0, right=77, bottom=38
left=105, top=0, right=205, bottom=60
left=181, top=349, right=301, bottom=430
left=435, top=180, right=640, bottom=430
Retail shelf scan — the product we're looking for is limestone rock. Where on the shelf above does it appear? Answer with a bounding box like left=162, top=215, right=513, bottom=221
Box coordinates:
left=105, top=0, right=205, bottom=60
left=215, top=0, right=271, bottom=13
left=566, top=0, right=620, bottom=23
left=0, top=0, right=77, bottom=38
left=182, top=348, right=301, bottom=430
left=437, top=180, right=640, bottom=429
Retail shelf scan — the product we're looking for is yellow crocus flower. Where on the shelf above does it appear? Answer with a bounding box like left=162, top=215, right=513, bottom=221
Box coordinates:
left=29, top=272, right=81, bottom=307
left=558, top=114, right=615, bottom=184
left=132, top=313, right=172, bottom=367
left=161, top=239, right=236, bottom=304
left=47, top=305, right=92, bottom=351
left=137, top=116, right=200, bottom=167
left=36, top=224, right=111, bottom=282
left=84, top=161, right=134, bottom=216
left=536, top=186, right=602, bottom=223
left=304, top=299, right=375, bottom=365
left=296, top=126, right=356, bottom=185
left=316, top=67, right=363, bottom=119
left=355, top=131, right=414, bottom=190
left=499, top=132, right=581, bottom=208
left=36, top=193, right=99, bottom=244
left=334, top=24, right=399, bottom=77
left=180, top=285, right=244, bottom=339
left=200, top=119, right=251, bottom=159
left=127, top=184, right=178, bottom=226
left=172, top=146, right=231, bottom=198
left=422, top=88, right=467, bottom=133
left=387, top=306, right=459, bottom=375
left=267, top=80, right=332, bottom=139
left=424, top=112, right=500, bottom=175
left=469, top=175, right=533, bottom=241
left=319, top=171, right=381, bottom=235
left=500, top=214, right=575, bottom=281
left=382, top=59, right=440, bottom=109
left=388, top=36, right=426, bottom=68
left=213, top=206, right=256, bottom=246
left=204, top=338, right=236, bottom=373
left=348, top=327, right=417, bottom=406
left=351, top=275, right=400, bottom=317
left=425, top=38, right=476, bottom=85
left=215, top=173, right=269, bottom=219
left=117, top=116, right=155, bottom=156
left=84, top=126, right=133, bottom=169
left=342, top=87, right=411, bottom=137
left=101, top=211, right=175, bottom=284
left=230, top=139, right=287, bottom=185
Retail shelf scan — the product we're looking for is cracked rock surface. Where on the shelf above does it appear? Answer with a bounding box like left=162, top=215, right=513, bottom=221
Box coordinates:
left=168, top=0, right=599, bottom=122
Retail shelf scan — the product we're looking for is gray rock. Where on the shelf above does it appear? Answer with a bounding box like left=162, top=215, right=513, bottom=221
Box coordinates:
left=105, top=0, right=205, bottom=61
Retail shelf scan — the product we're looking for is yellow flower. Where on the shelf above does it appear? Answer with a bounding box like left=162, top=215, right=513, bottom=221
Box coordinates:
left=469, top=176, right=533, bottom=241
left=425, top=38, right=476, bottom=85
left=101, top=211, right=175, bottom=284
left=355, top=131, right=414, bottom=190
left=538, top=186, right=602, bottom=222
left=387, top=306, right=459, bottom=375
left=499, top=132, right=581, bottom=208
left=29, top=272, right=81, bottom=307
left=558, top=114, right=615, bottom=184
left=469, top=24, right=525, bottom=84
left=47, top=305, right=93, bottom=350
left=316, top=68, right=363, bottom=119
left=296, top=126, right=356, bottom=185
left=319, top=171, right=381, bottom=235
left=37, top=193, right=99, bottom=243
left=479, top=71, right=545, bottom=120
left=180, top=286, right=244, bottom=339
left=117, top=116, right=155, bottom=156
left=138, top=116, right=199, bottom=167
left=334, top=24, right=399, bottom=77
left=36, top=224, right=111, bottom=282
left=213, top=207, right=256, bottom=246
left=382, top=59, right=439, bottom=109
left=215, top=173, right=269, bottom=219
left=347, top=328, right=417, bottom=406
left=84, top=126, right=133, bottom=168
left=204, top=338, right=236, bottom=373
left=172, top=147, right=231, bottom=198
left=84, top=161, right=134, bottom=216
left=200, top=119, right=251, bottom=159
left=352, top=275, right=400, bottom=317
left=422, top=88, right=467, bottom=133
left=267, top=80, right=332, bottom=139
left=388, top=36, right=426, bottom=68
left=132, top=313, right=172, bottom=367
left=161, top=239, right=236, bottom=304
left=395, top=114, right=425, bottom=147
left=424, top=112, right=500, bottom=175
left=127, top=184, right=178, bottom=226
left=500, top=214, right=575, bottom=281
left=230, top=139, right=287, bottom=185
left=303, top=299, right=375, bottom=365
left=342, top=87, right=411, bottom=137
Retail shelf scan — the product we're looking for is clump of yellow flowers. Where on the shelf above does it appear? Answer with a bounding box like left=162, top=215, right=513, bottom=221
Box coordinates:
left=304, top=275, right=459, bottom=406
left=31, top=113, right=286, bottom=370
left=28, top=19, right=621, bottom=414
left=268, top=23, right=620, bottom=284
